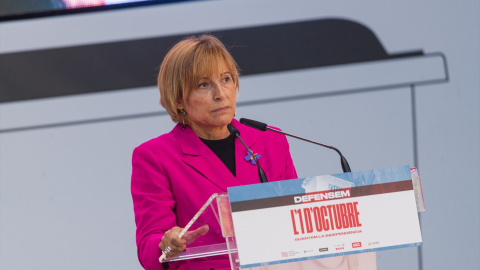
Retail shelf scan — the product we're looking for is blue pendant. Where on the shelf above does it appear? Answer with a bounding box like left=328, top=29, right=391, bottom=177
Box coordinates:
left=244, top=151, right=262, bottom=165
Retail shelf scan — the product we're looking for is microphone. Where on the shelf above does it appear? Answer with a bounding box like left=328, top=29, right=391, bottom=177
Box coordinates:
left=239, top=118, right=352, bottom=173
left=227, top=124, right=268, bottom=183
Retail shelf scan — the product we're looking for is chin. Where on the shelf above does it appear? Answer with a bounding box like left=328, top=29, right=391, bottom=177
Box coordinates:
left=217, top=115, right=234, bottom=126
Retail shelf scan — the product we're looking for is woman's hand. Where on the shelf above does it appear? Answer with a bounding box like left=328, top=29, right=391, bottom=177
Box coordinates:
left=159, top=225, right=209, bottom=258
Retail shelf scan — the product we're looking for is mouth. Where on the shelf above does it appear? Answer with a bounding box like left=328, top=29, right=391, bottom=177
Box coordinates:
left=213, top=106, right=229, bottom=113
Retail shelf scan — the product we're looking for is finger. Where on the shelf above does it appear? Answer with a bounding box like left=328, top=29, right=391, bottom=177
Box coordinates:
left=160, top=227, right=185, bottom=257
left=168, top=228, right=186, bottom=255
left=171, top=236, right=187, bottom=248
left=183, top=224, right=209, bottom=244
left=167, top=241, right=186, bottom=258
left=168, top=226, right=182, bottom=238
left=161, top=242, right=185, bottom=258
left=195, top=224, right=209, bottom=235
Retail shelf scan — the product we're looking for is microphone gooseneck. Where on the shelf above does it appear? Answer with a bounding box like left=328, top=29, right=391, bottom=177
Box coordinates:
left=227, top=124, right=268, bottom=183
left=239, top=118, right=352, bottom=173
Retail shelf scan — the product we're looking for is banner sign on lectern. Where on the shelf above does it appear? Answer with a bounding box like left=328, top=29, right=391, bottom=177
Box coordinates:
left=228, top=165, right=423, bottom=268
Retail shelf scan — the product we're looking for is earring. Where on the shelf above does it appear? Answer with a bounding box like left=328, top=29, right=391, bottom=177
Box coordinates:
left=179, top=107, right=186, bottom=129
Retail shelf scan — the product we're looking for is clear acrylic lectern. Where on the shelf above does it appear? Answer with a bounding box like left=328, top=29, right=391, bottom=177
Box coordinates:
left=161, top=193, right=241, bottom=270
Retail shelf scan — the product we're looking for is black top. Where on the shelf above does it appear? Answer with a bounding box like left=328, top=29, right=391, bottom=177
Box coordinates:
left=200, top=133, right=236, bottom=177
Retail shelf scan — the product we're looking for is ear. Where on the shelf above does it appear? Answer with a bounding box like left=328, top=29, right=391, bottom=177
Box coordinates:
left=177, top=99, right=184, bottom=110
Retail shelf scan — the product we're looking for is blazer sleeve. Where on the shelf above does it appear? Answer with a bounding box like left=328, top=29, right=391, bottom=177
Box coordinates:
left=280, top=133, right=298, bottom=180
left=131, top=145, right=177, bottom=270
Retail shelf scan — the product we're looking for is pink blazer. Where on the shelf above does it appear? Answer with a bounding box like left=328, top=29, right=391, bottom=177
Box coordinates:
left=131, top=119, right=297, bottom=270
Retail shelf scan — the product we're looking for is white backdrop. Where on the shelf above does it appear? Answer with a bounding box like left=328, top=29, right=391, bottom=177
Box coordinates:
left=0, top=1, right=478, bottom=269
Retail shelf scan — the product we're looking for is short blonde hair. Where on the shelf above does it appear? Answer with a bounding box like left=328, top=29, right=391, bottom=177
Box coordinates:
left=158, top=35, right=240, bottom=123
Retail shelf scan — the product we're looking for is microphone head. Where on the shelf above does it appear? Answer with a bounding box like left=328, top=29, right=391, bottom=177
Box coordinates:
left=227, top=124, right=240, bottom=136
left=239, top=118, right=268, bottom=131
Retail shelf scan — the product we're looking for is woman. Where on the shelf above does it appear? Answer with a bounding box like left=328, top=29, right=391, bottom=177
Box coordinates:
left=131, top=35, right=297, bottom=270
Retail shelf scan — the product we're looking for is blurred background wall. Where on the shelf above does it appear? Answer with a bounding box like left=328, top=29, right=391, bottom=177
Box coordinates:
left=0, top=0, right=478, bottom=269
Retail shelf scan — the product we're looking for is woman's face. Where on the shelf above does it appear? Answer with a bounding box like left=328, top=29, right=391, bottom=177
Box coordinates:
left=180, top=63, right=237, bottom=139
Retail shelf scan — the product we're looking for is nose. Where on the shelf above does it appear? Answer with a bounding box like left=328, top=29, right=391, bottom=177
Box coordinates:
left=212, top=82, right=227, bottom=100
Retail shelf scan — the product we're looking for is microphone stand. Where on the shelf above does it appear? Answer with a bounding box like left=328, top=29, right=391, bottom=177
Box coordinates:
left=239, top=118, right=351, bottom=173
left=266, top=126, right=351, bottom=173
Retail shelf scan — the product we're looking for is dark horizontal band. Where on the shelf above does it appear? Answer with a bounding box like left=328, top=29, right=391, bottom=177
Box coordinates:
left=231, top=180, right=414, bottom=212
left=0, top=18, right=421, bottom=103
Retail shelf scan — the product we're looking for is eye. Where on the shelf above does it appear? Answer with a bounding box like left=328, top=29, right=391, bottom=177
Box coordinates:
left=198, top=82, right=209, bottom=89
left=223, top=74, right=233, bottom=83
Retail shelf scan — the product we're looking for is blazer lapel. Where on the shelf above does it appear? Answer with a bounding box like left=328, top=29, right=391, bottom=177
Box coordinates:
left=174, top=124, right=238, bottom=192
